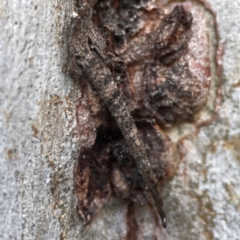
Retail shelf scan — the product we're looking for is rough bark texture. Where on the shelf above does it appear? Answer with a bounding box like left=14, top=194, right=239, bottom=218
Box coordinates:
left=0, top=0, right=239, bottom=240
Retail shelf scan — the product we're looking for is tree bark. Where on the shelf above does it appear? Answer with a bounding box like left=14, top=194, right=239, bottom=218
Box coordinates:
left=0, top=0, right=239, bottom=239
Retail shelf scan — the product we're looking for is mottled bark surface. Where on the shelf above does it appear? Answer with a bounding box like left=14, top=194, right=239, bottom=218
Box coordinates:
left=0, top=0, right=239, bottom=240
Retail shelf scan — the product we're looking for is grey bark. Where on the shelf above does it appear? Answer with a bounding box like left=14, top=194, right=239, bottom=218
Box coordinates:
left=0, top=0, right=239, bottom=240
